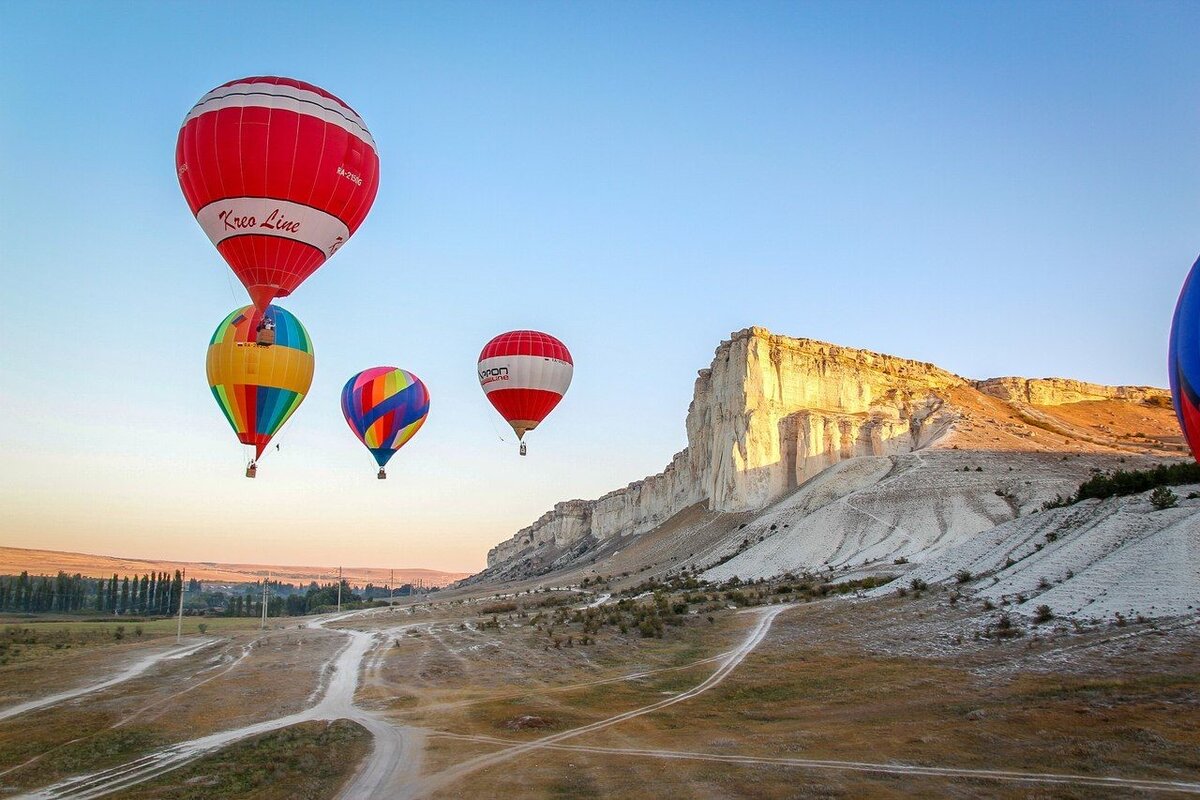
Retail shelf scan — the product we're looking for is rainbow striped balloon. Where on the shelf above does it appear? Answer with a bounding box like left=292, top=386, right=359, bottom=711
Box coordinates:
left=206, top=305, right=314, bottom=459
left=341, top=367, right=430, bottom=471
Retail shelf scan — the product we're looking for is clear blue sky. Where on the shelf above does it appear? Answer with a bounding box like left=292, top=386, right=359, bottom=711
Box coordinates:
left=1, top=1, right=1197, bottom=572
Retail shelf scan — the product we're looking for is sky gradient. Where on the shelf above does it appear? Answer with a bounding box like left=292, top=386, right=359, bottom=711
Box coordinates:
left=1, top=1, right=1198, bottom=572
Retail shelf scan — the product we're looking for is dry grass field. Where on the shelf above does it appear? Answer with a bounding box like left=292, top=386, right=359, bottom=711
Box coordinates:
left=0, top=584, right=1196, bottom=798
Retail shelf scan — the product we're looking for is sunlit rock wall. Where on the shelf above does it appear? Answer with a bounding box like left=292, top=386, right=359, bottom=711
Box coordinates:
left=486, top=328, right=963, bottom=567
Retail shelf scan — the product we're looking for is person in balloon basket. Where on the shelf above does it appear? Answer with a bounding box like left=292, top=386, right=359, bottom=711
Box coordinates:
left=255, top=315, right=276, bottom=346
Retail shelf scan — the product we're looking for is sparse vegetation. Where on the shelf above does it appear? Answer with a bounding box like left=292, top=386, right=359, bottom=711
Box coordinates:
left=1044, top=462, right=1200, bottom=509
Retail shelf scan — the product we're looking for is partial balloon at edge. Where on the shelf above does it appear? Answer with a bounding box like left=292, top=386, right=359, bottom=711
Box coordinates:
left=1169, top=254, right=1200, bottom=462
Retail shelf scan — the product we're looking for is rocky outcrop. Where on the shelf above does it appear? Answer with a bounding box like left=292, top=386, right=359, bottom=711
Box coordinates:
left=974, top=377, right=1169, bottom=407
left=483, top=328, right=1177, bottom=573
left=488, top=328, right=966, bottom=569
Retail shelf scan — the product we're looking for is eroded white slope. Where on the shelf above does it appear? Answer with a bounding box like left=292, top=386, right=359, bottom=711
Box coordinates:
left=701, top=451, right=1101, bottom=582
left=896, top=489, right=1200, bottom=619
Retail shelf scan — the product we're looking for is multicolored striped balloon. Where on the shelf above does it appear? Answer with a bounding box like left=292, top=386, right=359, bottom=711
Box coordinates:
left=206, top=305, right=314, bottom=463
left=477, top=330, right=572, bottom=454
left=1169, top=254, right=1200, bottom=461
left=176, top=76, right=381, bottom=311
left=341, top=367, right=430, bottom=476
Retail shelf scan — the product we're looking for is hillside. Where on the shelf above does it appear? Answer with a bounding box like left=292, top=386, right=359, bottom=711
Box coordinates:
left=466, top=328, right=1197, bottom=620
left=0, top=546, right=469, bottom=588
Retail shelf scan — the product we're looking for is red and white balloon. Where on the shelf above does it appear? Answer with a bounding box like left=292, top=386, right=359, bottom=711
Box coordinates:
left=176, top=76, right=380, bottom=310
left=478, top=330, right=573, bottom=453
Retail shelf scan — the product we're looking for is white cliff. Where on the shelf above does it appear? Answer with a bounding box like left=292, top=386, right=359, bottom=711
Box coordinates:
left=490, top=329, right=964, bottom=569
left=482, top=328, right=1176, bottom=576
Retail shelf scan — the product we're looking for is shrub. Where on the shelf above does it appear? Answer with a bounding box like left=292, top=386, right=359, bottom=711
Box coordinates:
left=1034, top=605, right=1053, bottom=623
left=197, top=623, right=208, bottom=634
left=909, top=578, right=927, bottom=592
left=1042, top=495, right=1071, bottom=510
left=1150, top=487, right=1178, bottom=510
left=1077, top=463, right=1200, bottom=503
left=955, top=570, right=972, bottom=584
left=893, top=556, right=908, bottom=565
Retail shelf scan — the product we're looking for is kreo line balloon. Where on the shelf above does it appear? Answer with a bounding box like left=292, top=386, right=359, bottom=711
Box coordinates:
left=177, top=76, right=381, bottom=311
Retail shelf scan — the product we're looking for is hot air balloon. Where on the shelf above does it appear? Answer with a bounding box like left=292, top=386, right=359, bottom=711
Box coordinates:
left=341, top=368, right=430, bottom=479
left=477, top=330, right=572, bottom=455
left=1169, top=254, right=1200, bottom=461
left=207, top=305, right=314, bottom=477
left=176, top=76, right=381, bottom=311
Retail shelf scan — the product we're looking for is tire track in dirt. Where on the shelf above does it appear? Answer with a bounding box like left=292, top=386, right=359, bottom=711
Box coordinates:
left=409, top=605, right=785, bottom=797
left=0, top=639, right=216, bottom=723
left=432, top=732, right=1200, bottom=794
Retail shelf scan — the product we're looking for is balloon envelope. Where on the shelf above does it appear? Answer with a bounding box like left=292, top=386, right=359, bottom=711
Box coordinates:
left=341, top=368, right=430, bottom=467
left=206, top=305, right=314, bottom=458
left=176, top=76, right=381, bottom=310
left=1169, top=255, right=1200, bottom=461
left=477, top=330, right=573, bottom=439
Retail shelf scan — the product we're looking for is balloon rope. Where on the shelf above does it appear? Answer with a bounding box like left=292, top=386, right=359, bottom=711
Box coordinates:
left=224, top=268, right=240, bottom=304
left=487, top=414, right=508, bottom=444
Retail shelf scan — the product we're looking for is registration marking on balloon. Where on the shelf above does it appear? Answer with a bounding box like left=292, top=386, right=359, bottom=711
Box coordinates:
left=196, top=198, right=351, bottom=256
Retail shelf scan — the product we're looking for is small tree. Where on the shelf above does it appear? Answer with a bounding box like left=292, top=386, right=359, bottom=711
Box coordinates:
left=1150, top=487, right=1178, bottom=510
left=1034, top=604, right=1053, bottom=624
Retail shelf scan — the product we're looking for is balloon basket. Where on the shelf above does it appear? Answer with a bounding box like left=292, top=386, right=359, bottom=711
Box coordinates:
left=377, top=468, right=387, bottom=480
left=519, top=442, right=527, bottom=456
left=245, top=463, right=257, bottom=479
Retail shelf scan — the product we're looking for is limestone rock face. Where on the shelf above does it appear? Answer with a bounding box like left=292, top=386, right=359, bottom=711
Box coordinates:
left=483, top=328, right=1176, bottom=572
left=974, top=377, right=1169, bottom=407
left=489, top=329, right=965, bottom=568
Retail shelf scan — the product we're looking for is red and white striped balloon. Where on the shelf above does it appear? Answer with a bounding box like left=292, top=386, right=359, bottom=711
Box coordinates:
left=478, top=331, right=573, bottom=448
left=176, top=76, right=380, bottom=311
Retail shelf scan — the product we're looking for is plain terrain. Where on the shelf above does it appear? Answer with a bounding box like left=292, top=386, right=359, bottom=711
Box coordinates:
left=0, top=578, right=1196, bottom=799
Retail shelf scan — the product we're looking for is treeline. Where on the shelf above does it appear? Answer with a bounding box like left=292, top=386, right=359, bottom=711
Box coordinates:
left=0, top=570, right=182, bottom=615
left=1043, top=462, right=1200, bottom=509
left=0, top=572, right=419, bottom=618
left=199, top=580, right=365, bottom=617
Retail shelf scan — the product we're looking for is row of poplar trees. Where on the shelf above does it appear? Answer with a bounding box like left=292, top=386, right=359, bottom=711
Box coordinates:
left=0, top=570, right=183, bottom=615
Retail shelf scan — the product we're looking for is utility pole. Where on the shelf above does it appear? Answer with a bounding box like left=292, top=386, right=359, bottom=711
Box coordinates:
left=390, top=568, right=394, bottom=607
left=261, top=571, right=269, bottom=630
left=336, top=566, right=342, bottom=613
left=176, top=569, right=186, bottom=643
